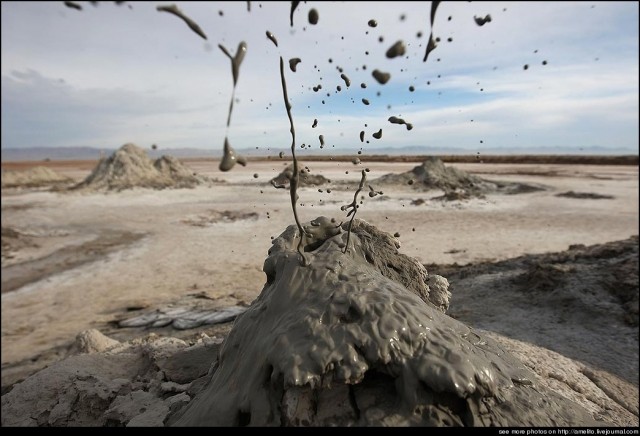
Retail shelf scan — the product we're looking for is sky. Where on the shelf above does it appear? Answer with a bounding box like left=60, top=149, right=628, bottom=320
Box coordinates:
left=1, top=1, right=638, bottom=154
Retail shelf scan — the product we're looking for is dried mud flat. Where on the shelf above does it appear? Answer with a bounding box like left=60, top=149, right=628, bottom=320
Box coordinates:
left=1, top=159, right=638, bottom=426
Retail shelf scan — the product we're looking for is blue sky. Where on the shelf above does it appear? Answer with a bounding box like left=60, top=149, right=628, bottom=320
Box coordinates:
left=1, top=1, right=638, bottom=154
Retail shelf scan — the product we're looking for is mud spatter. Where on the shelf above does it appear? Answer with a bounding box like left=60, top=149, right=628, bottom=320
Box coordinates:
left=308, top=8, right=319, bottom=25
left=172, top=216, right=597, bottom=427
left=340, top=73, right=351, bottom=87
left=219, top=42, right=248, bottom=171
left=157, top=4, right=208, bottom=40
left=386, top=40, right=406, bottom=58
left=474, top=14, right=492, bottom=26
left=64, top=1, right=82, bottom=11
left=372, top=69, right=391, bottom=85
left=289, top=58, right=302, bottom=72
left=312, top=119, right=318, bottom=128
left=360, top=131, right=365, bottom=142
left=319, top=135, right=325, bottom=147
left=373, top=129, right=383, bottom=139
left=368, top=184, right=383, bottom=198
left=290, top=1, right=300, bottom=26
left=362, top=98, right=370, bottom=106
left=423, top=1, right=440, bottom=62
left=266, top=31, right=278, bottom=47
left=219, top=138, right=247, bottom=172
left=368, top=19, right=378, bottom=27
left=389, top=116, right=413, bottom=131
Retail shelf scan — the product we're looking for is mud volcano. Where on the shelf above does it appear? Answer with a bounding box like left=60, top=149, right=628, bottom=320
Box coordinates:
left=270, top=163, right=329, bottom=189
left=71, top=143, right=215, bottom=192
left=375, top=157, right=545, bottom=198
left=172, top=217, right=597, bottom=426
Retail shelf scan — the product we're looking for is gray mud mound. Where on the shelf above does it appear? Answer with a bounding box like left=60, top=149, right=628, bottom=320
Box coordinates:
left=71, top=143, right=216, bottom=192
left=152, top=155, right=214, bottom=189
left=172, top=217, right=598, bottom=427
left=375, top=157, right=545, bottom=199
left=1, top=331, right=221, bottom=427
left=429, top=236, right=639, bottom=386
left=270, top=163, right=329, bottom=188
left=1, top=166, right=73, bottom=189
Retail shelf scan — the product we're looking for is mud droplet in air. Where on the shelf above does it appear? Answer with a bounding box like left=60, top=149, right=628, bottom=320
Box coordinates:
left=288, top=58, right=302, bottom=72
left=362, top=98, right=370, bottom=106
left=340, top=73, right=351, bottom=87
left=266, top=31, right=278, bottom=47
left=64, top=1, right=82, bottom=11
left=368, top=19, right=378, bottom=28
left=157, top=4, right=208, bottom=40
left=423, top=1, right=440, bottom=62
left=289, top=1, right=300, bottom=27
left=372, top=69, right=391, bottom=85
left=372, top=129, right=382, bottom=139
left=388, top=116, right=413, bottom=131
left=359, top=131, right=365, bottom=142
left=386, top=40, right=406, bottom=58
left=312, top=119, right=318, bottom=128
left=474, top=14, right=492, bottom=26
left=308, top=8, right=319, bottom=25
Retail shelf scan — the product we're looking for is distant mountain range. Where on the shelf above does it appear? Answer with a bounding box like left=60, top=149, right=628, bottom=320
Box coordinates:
left=1, top=145, right=637, bottom=161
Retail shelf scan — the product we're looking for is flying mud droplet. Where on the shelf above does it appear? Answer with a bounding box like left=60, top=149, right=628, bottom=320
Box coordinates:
left=372, top=69, right=391, bottom=85
left=340, top=73, right=351, bottom=87
left=266, top=31, right=278, bottom=47
left=308, top=8, right=319, bottom=25
left=368, top=184, right=383, bottom=198
left=388, top=116, right=413, bottom=131
left=219, top=42, right=247, bottom=87
left=279, top=151, right=285, bottom=158
left=474, top=14, right=492, bottom=26
left=361, top=83, right=367, bottom=89
left=220, top=138, right=247, bottom=171
left=290, top=1, right=300, bottom=27
left=253, top=173, right=259, bottom=179
left=386, top=40, right=406, bottom=59
left=157, top=4, right=208, bottom=40
left=246, top=1, right=251, bottom=12
left=352, top=158, right=361, bottom=165
left=64, top=1, right=82, bottom=11
left=409, top=86, right=415, bottom=92
left=360, top=131, right=365, bottom=142
left=362, top=98, right=370, bottom=106
left=372, top=129, right=382, bottom=139
left=407, top=179, right=414, bottom=185
left=394, top=232, right=401, bottom=238
left=219, top=42, right=248, bottom=171
left=319, top=135, right=325, bottom=147
left=288, top=58, right=302, bottom=72
left=523, top=64, right=529, bottom=70
left=423, top=1, right=440, bottom=62
left=368, top=19, right=378, bottom=28
left=312, top=119, right=318, bottom=128
left=542, top=60, right=548, bottom=65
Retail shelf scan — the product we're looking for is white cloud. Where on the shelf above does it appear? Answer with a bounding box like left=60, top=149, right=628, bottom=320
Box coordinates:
left=1, top=1, right=638, bottom=152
